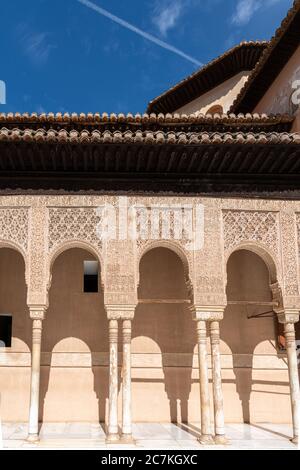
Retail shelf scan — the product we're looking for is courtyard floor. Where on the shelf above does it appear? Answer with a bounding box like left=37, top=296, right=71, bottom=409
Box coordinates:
left=0, top=423, right=297, bottom=450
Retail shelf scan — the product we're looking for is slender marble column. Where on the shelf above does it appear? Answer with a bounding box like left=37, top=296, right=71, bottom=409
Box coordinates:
left=284, top=322, right=300, bottom=445
left=121, top=320, right=134, bottom=442
left=106, top=319, right=119, bottom=442
left=196, top=320, right=213, bottom=444
left=209, top=321, right=228, bottom=445
left=27, top=309, right=45, bottom=442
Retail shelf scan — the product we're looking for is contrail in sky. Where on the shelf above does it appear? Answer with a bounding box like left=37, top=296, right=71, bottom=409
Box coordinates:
left=77, top=0, right=202, bottom=67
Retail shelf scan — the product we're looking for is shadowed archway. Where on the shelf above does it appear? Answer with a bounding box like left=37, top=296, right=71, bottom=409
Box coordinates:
left=40, top=247, right=108, bottom=425
left=221, top=249, right=290, bottom=424
left=133, top=247, right=197, bottom=424
left=0, top=247, right=30, bottom=421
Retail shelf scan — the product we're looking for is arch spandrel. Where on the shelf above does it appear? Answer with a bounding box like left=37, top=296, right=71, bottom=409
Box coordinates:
left=222, top=209, right=282, bottom=284
left=0, top=207, right=29, bottom=253
left=0, top=207, right=30, bottom=286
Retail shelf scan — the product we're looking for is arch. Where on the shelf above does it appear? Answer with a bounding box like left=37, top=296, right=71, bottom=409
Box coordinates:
left=49, top=240, right=103, bottom=269
left=42, top=245, right=108, bottom=423
left=0, top=244, right=31, bottom=420
left=0, top=240, right=28, bottom=285
left=47, top=240, right=104, bottom=292
left=132, top=336, right=162, bottom=354
left=133, top=245, right=196, bottom=423
left=0, top=246, right=30, bottom=350
left=52, top=338, right=92, bottom=354
left=137, top=240, right=191, bottom=288
left=225, top=242, right=278, bottom=285
left=206, top=104, right=223, bottom=115
left=223, top=247, right=286, bottom=424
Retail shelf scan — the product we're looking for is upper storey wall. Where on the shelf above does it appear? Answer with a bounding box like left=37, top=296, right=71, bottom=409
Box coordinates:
left=254, top=45, right=300, bottom=117
left=176, top=72, right=249, bottom=115
left=292, top=109, right=300, bottom=131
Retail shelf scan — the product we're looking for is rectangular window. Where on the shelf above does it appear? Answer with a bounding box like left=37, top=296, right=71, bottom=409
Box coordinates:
left=0, top=314, right=12, bottom=348
left=84, top=261, right=99, bottom=293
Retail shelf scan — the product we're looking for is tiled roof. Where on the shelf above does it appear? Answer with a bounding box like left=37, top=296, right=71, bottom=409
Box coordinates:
left=231, top=0, right=300, bottom=113
left=1, top=127, right=299, bottom=145
left=147, top=42, right=268, bottom=114
left=0, top=111, right=290, bottom=124
left=0, top=112, right=293, bottom=133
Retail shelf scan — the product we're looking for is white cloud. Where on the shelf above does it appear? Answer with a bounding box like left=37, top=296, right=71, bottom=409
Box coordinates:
left=153, top=0, right=183, bottom=36
left=16, top=24, right=56, bottom=65
left=232, top=0, right=260, bottom=26
left=231, top=0, right=283, bottom=26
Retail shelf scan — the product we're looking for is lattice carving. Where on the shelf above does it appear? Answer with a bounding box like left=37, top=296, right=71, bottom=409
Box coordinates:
left=134, top=206, right=194, bottom=248
left=295, top=214, right=300, bottom=253
left=292, top=213, right=300, bottom=297
left=281, top=211, right=299, bottom=297
left=0, top=207, right=28, bottom=251
left=49, top=207, right=102, bottom=252
left=27, top=207, right=48, bottom=302
left=223, top=210, right=279, bottom=255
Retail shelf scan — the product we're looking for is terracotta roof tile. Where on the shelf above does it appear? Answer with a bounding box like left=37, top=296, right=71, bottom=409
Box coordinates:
left=231, top=0, right=300, bottom=113
left=147, top=41, right=268, bottom=114
left=1, top=127, right=299, bottom=146
left=0, top=111, right=293, bottom=126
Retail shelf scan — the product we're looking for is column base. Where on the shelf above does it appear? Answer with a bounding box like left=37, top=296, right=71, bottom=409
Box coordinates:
left=291, top=436, right=298, bottom=445
left=106, top=433, right=120, bottom=444
left=198, top=434, right=215, bottom=445
left=26, top=434, right=40, bottom=443
left=214, top=435, right=230, bottom=445
left=119, top=434, right=136, bottom=445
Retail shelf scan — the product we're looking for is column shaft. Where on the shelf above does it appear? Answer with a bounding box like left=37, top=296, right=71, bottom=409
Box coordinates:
left=107, top=319, right=119, bottom=442
left=28, top=318, right=43, bottom=442
left=122, top=320, right=133, bottom=441
left=284, top=322, right=300, bottom=444
left=210, top=321, right=228, bottom=444
left=196, top=320, right=213, bottom=444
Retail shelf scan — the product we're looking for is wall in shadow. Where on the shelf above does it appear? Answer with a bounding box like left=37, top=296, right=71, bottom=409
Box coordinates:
left=133, top=248, right=197, bottom=423
left=0, top=248, right=31, bottom=421
left=222, top=249, right=287, bottom=423
left=0, top=248, right=30, bottom=349
left=40, top=248, right=109, bottom=423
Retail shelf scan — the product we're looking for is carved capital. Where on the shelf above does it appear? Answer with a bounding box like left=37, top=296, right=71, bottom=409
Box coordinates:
left=109, top=319, right=119, bottom=343
left=29, top=307, right=46, bottom=321
left=106, top=304, right=136, bottom=320
left=191, top=305, right=224, bottom=322
left=195, top=320, right=208, bottom=345
left=32, top=320, right=43, bottom=343
left=122, top=320, right=132, bottom=344
left=284, top=322, right=296, bottom=348
left=277, top=310, right=300, bottom=325
left=209, top=321, right=221, bottom=346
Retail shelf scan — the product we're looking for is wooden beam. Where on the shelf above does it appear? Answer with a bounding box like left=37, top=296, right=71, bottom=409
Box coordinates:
left=138, top=299, right=192, bottom=305
left=227, top=301, right=278, bottom=307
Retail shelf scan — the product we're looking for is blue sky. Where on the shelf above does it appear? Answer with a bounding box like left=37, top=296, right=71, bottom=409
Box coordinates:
left=0, top=0, right=293, bottom=114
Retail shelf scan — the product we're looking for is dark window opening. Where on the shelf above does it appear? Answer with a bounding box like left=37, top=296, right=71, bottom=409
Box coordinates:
left=0, top=315, right=12, bottom=348
left=84, top=260, right=99, bottom=293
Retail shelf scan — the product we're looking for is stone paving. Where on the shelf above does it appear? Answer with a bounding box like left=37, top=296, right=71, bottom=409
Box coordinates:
left=1, top=423, right=297, bottom=450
